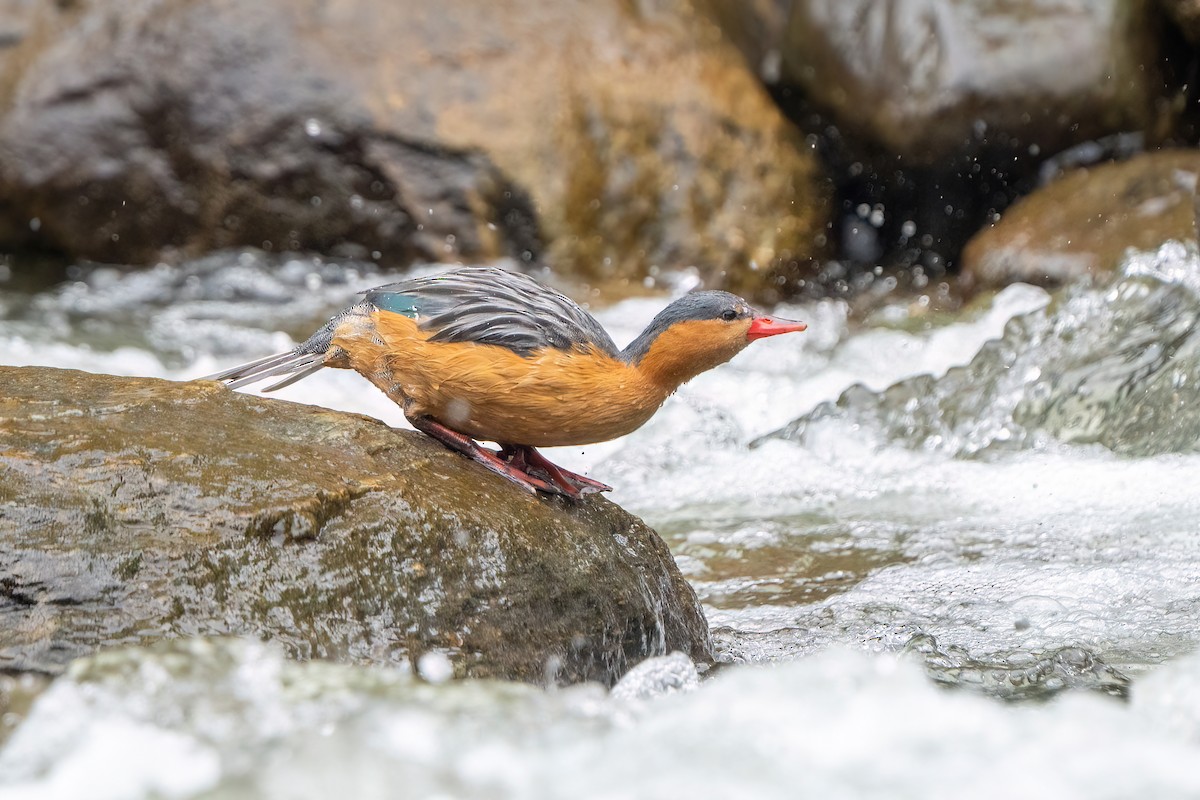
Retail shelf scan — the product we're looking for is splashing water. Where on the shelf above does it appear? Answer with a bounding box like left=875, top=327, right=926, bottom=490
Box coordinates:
left=772, top=241, right=1200, bottom=458
left=3, top=639, right=1200, bottom=799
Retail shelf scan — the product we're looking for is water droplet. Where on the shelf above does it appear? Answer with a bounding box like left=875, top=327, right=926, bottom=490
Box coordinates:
left=416, top=651, right=454, bottom=684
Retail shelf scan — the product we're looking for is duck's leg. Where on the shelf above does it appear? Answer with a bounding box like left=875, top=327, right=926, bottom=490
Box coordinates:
left=407, top=415, right=563, bottom=496
left=499, top=445, right=612, bottom=496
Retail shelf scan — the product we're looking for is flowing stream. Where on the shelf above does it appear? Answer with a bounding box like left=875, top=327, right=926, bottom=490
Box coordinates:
left=3, top=244, right=1200, bottom=797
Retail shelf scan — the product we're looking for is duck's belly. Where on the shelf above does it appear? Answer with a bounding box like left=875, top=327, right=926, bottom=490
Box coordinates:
left=431, top=378, right=661, bottom=447
left=401, top=344, right=666, bottom=446
left=337, top=312, right=667, bottom=447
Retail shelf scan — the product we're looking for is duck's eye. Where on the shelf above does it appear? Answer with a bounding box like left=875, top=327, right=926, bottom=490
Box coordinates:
left=721, top=308, right=738, bottom=321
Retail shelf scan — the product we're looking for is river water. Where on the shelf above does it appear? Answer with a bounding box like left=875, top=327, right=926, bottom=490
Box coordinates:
left=3, top=244, right=1200, bottom=797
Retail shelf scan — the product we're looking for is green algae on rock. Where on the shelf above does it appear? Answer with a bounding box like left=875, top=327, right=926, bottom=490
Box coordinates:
left=0, top=366, right=711, bottom=685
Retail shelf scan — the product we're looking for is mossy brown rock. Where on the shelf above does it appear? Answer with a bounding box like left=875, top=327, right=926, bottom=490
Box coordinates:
left=961, top=150, right=1200, bottom=292
left=0, top=0, right=829, bottom=298
left=0, top=366, right=711, bottom=685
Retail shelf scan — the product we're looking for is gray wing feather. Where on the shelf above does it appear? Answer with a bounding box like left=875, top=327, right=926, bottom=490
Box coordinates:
left=364, top=267, right=618, bottom=357
left=204, top=267, right=611, bottom=392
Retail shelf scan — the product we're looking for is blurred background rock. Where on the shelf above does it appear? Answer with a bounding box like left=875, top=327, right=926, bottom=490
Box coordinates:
left=0, top=0, right=1195, bottom=302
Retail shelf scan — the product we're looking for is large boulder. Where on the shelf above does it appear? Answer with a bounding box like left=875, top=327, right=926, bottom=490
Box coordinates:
left=960, top=150, right=1200, bottom=292
left=779, top=0, right=1163, bottom=163
left=0, top=0, right=829, bottom=298
left=0, top=366, right=711, bottom=685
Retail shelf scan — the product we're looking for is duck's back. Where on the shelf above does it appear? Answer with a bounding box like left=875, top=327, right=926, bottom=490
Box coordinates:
left=365, top=267, right=619, bottom=358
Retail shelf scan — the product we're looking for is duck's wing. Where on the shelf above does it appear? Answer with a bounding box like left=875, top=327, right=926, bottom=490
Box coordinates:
left=364, top=266, right=619, bottom=357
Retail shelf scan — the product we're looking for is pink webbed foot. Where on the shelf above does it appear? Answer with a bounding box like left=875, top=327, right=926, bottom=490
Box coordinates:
left=499, top=444, right=612, bottom=499
left=407, top=415, right=563, bottom=496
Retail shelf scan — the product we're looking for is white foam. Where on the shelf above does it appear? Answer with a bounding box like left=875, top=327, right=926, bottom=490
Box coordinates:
left=7, top=642, right=1200, bottom=799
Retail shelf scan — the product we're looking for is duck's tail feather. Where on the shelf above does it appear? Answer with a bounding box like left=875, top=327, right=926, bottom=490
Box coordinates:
left=202, top=350, right=327, bottom=391
left=201, top=304, right=369, bottom=392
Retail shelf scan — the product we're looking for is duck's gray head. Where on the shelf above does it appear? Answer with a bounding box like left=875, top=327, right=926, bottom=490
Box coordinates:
left=619, top=289, right=807, bottom=392
left=621, top=291, right=754, bottom=363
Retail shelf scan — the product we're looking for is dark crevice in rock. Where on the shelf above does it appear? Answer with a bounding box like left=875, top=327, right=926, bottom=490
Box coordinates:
left=244, top=484, right=376, bottom=542
left=0, top=577, right=38, bottom=607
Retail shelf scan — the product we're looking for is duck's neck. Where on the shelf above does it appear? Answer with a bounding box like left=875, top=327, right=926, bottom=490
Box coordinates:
left=622, top=320, right=747, bottom=391
left=620, top=326, right=661, bottom=367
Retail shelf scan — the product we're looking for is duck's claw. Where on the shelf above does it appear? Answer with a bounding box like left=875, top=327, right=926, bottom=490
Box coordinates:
left=482, top=457, right=564, bottom=496
left=499, top=445, right=611, bottom=499
left=407, top=415, right=575, bottom=498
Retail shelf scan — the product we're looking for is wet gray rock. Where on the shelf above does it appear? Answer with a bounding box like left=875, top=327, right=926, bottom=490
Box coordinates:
left=0, top=366, right=711, bottom=685
left=767, top=243, right=1200, bottom=458
left=904, top=633, right=1130, bottom=701
left=780, top=0, right=1162, bottom=163
left=0, top=0, right=829, bottom=299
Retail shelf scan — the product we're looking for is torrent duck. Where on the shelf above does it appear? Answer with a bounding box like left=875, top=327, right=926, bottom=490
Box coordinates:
left=204, top=266, right=806, bottom=498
